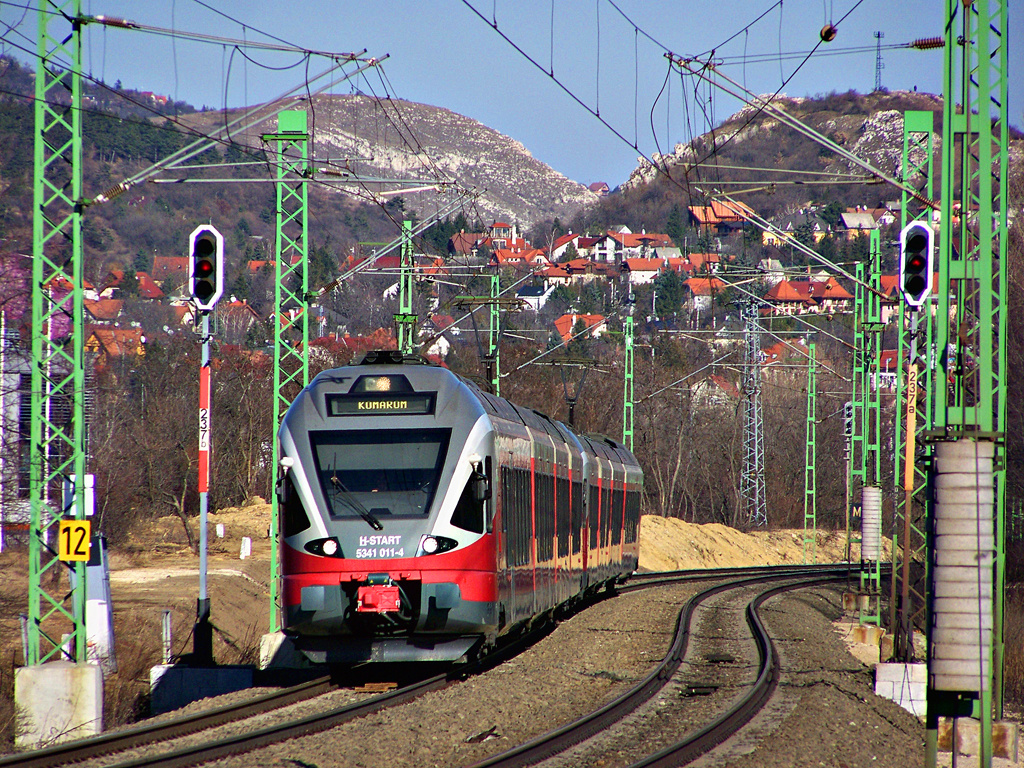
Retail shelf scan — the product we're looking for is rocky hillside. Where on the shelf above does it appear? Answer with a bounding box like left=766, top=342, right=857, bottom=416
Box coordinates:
left=189, top=94, right=597, bottom=230
left=624, top=91, right=945, bottom=192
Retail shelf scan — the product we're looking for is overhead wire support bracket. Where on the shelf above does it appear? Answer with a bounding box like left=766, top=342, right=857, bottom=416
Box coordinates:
left=671, top=53, right=937, bottom=211
left=91, top=54, right=390, bottom=204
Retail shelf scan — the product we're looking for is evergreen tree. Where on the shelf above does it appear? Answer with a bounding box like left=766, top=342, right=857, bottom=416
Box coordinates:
left=665, top=203, right=684, bottom=246
left=653, top=268, right=685, bottom=318
left=120, top=266, right=139, bottom=297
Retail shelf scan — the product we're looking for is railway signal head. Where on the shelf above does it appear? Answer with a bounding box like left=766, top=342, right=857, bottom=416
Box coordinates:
left=188, top=225, right=224, bottom=311
left=898, top=221, right=934, bottom=309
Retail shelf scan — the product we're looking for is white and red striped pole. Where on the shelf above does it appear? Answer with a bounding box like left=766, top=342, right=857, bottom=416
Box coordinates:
left=195, top=310, right=213, bottom=663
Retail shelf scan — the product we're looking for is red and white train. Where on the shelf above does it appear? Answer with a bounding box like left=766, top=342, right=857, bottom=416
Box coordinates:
left=276, top=350, right=642, bottom=663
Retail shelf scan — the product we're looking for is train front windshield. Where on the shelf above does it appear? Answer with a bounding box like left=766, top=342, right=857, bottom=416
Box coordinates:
left=310, top=429, right=450, bottom=522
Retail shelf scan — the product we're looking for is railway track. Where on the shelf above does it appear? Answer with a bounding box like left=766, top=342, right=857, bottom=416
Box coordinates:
left=469, top=565, right=851, bottom=768
left=0, top=563, right=861, bottom=768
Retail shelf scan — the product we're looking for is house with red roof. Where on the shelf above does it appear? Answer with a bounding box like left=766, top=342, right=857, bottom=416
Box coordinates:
left=877, top=349, right=899, bottom=392
left=692, top=374, right=741, bottom=411
left=136, top=271, right=165, bottom=299
left=620, top=258, right=663, bottom=286
left=663, top=257, right=698, bottom=276
left=550, top=232, right=581, bottom=261
left=591, top=227, right=673, bottom=263
left=84, top=299, right=123, bottom=324
left=684, top=277, right=729, bottom=314
left=482, top=221, right=530, bottom=253
left=536, top=264, right=571, bottom=286
left=763, top=280, right=812, bottom=316
left=219, top=299, right=264, bottom=344
left=878, top=273, right=941, bottom=324
left=588, top=182, right=610, bottom=196
left=151, top=256, right=189, bottom=285
left=489, top=248, right=529, bottom=268
left=553, top=313, right=606, bottom=344
left=448, top=231, right=486, bottom=257
left=689, top=200, right=753, bottom=234
left=84, top=327, right=145, bottom=372
left=101, top=268, right=164, bottom=299
left=573, top=236, right=602, bottom=258
left=763, top=275, right=852, bottom=316
left=761, top=338, right=810, bottom=368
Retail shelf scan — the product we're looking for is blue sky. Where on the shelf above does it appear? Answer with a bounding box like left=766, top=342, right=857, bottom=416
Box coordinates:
left=3, top=1, right=1020, bottom=187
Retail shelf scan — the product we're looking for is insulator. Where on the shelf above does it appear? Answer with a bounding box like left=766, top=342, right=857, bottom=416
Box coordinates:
left=819, top=24, right=838, bottom=43
left=94, top=15, right=138, bottom=29
left=94, top=181, right=131, bottom=204
left=911, top=37, right=944, bottom=50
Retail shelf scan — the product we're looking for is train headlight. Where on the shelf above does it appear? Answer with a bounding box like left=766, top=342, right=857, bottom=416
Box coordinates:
left=304, top=537, right=342, bottom=557
left=417, top=535, right=458, bottom=556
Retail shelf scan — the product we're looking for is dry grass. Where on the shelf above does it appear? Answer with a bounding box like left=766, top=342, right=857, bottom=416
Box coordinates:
left=0, top=651, right=16, bottom=752
left=1005, top=590, right=1024, bottom=707
left=214, top=618, right=262, bottom=667
left=103, top=607, right=165, bottom=728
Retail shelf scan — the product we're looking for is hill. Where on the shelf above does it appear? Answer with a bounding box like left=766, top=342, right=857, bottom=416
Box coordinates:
left=176, top=93, right=597, bottom=231
left=0, top=56, right=594, bottom=299
left=568, top=89, right=1024, bottom=237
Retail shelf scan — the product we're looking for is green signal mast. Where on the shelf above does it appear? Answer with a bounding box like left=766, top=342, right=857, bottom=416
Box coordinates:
left=28, top=0, right=87, bottom=665
left=263, top=110, right=310, bottom=633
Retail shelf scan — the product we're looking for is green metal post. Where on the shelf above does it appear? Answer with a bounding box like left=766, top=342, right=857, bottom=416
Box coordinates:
left=848, top=261, right=867, bottom=561
left=891, top=110, right=935, bottom=660
left=859, top=230, right=883, bottom=626
left=396, top=219, right=416, bottom=354
left=622, top=313, right=634, bottom=451
left=929, top=2, right=1008, bottom=764
left=489, top=273, right=500, bottom=397
left=264, top=110, right=309, bottom=634
left=803, top=342, right=816, bottom=564
left=28, top=0, right=87, bottom=665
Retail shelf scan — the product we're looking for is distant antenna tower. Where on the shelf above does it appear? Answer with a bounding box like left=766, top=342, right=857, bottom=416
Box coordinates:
left=874, top=31, right=885, bottom=91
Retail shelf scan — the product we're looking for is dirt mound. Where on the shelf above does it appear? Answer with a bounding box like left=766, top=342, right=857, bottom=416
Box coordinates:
left=639, top=515, right=868, bottom=571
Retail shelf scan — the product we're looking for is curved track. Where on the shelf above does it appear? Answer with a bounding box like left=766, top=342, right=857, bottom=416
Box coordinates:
left=0, top=563, right=859, bottom=768
left=468, top=565, right=850, bottom=768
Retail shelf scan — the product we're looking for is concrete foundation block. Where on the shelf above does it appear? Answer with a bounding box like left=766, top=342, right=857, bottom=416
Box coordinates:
left=938, top=718, right=1019, bottom=760
left=150, top=664, right=253, bottom=715
left=850, top=624, right=885, bottom=646
left=873, top=663, right=927, bottom=718
left=259, top=632, right=312, bottom=670
left=879, top=634, right=894, bottom=662
left=15, top=662, right=104, bottom=749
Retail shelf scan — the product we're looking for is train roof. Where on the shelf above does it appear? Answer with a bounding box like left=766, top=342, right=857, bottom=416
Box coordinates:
left=338, top=351, right=637, bottom=462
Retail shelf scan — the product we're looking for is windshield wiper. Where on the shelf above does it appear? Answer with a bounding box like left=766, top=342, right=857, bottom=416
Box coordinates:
left=330, top=474, right=383, bottom=531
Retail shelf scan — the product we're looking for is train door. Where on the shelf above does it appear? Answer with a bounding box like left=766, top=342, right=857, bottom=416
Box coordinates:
left=500, top=456, right=515, bottom=627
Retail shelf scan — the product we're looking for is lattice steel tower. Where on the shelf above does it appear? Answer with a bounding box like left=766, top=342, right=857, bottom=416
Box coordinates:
left=874, top=32, right=885, bottom=92
left=740, top=302, right=767, bottom=526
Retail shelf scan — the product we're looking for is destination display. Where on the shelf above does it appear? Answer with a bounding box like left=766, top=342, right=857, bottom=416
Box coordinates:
left=327, top=392, right=435, bottom=416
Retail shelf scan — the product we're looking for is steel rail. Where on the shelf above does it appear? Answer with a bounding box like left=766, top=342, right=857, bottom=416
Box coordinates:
left=0, top=675, right=339, bottom=768
left=626, top=576, right=831, bottom=767
left=468, top=568, right=844, bottom=768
